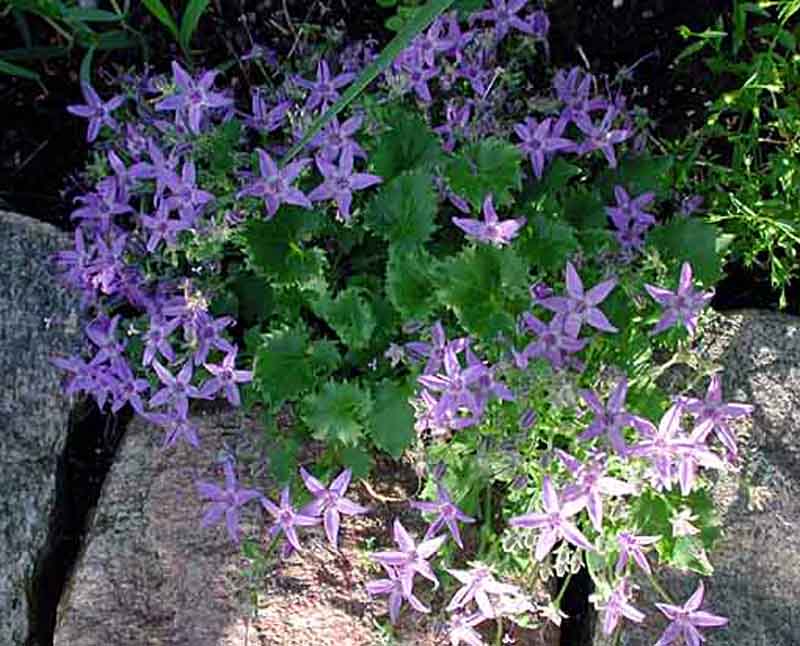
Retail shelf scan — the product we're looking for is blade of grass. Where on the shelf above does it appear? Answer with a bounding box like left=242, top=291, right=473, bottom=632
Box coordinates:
left=80, top=45, right=95, bottom=84
left=0, top=58, right=41, bottom=81
left=0, top=46, right=68, bottom=61
left=179, top=0, right=212, bottom=56
left=61, top=7, right=124, bottom=22
left=281, top=0, right=455, bottom=164
left=142, top=0, right=179, bottom=41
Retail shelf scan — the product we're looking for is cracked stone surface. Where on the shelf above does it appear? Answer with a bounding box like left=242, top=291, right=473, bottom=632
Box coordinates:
left=0, top=212, right=83, bottom=646
left=593, top=309, right=800, bottom=645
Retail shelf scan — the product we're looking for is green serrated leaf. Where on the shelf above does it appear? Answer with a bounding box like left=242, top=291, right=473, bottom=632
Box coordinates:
left=371, top=111, right=443, bottom=180
left=364, top=170, right=438, bottom=251
left=445, top=138, right=523, bottom=209
left=309, top=340, right=342, bottom=376
left=369, top=380, right=416, bottom=458
left=528, top=157, right=582, bottom=201
left=303, top=381, right=373, bottom=446
left=386, top=246, right=437, bottom=321
left=516, top=215, right=579, bottom=274
left=142, top=0, right=179, bottom=40
left=436, top=245, right=528, bottom=339
left=599, top=154, right=675, bottom=201
left=339, top=444, right=373, bottom=478
left=254, top=326, right=316, bottom=409
left=283, top=0, right=456, bottom=163
left=179, top=0, right=211, bottom=53
left=313, top=287, right=376, bottom=350
left=647, top=217, right=721, bottom=285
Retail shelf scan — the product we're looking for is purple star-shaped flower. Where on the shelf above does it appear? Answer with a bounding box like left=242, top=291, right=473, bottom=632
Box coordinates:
left=308, top=148, right=382, bottom=221
left=418, top=346, right=486, bottom=423
left=67, top=82, right=124, bottom=142
left=597, top=578, right=645, bottom=636
left=140, top=202, right=189, bottom=252
left=237, top=148, right=312, bottom=219
left=435, top=100, right=472, bottom=153
left=165, top=159, right=215, bottom=224
left=645, top=262, right=714, bottom=336
left=149, top=359, right=205, bottom=417
left=452, top=194, right=526, bottom=247
left=109, top=357, right=149, bottom=415
left=142, top=314, right=180, bottom=366
left=471, top=0, right=533, bottom=42
left=538, top=261, right=618, bottom=336
left=197, top=460, right=262, bottom=544
left=400, top=49, right=438, bottom=103
left=508, top=475, right=594, bottom=561
left=514, top=117, right=573, bottom=178
left=404, top=320, right=469, bottom=376
left=445, top=565, right=521, bottom=618
left=155, top=62, right=232, bottom=134
left=299, top=467, right=369, bottom=548
left=245, top=92, right=290, bottom=134
left=148, top=408, right=201, bottom=449
left=577, top=377, right=650, bottom=455
left=260, top=486, right=320, bottom=552
left=447, top=612, right=488, bottom=646
left=309, top=113, right=366, bottom=162
left=365, top=564, right=430, bottom=625
left=575, top=106, right=631, bottom=168
left=294, top=60, right=355, bottom=112
left=676, top=373, right=754, bottom=460
left=654, top=581, right=728, bottom=645
left=410, top=482, right=476, bottom=549
left=202, top=348, right=253, bottom=407
left=615, top=531, right=661, bottom=576
left=515, top=312, right=588, bottom=371
left=371, top=518, right=447, bottom=597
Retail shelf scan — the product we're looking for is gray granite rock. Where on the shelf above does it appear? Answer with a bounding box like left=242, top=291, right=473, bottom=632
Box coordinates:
left=0, top=212, right=83, bottom=646
left=53, top=410, right=261, bottom=646
left=593, top=309, right=800, bottom=645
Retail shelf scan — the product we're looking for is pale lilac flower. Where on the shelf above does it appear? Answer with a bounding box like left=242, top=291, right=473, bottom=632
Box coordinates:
left=575, top=107, right=631, bottom=168
left=615, top=531, right=660, bottom=575
left=597, top=578, right=645, bottom=635
left=294, top=60, right=355, bottom=111
left=606, top=185, right=656, bottom=229
left=644, top=262, right=714, bottom=336
left=245, top=92, right=290, bottom=133
left=299, top=467, right=368, bottom=548
left=237, top=148, right=312, bottom=218
left=654, top=581, right=728, bottom=646
left=155, top=62, right=232, bottom=134
left=435, top=101, right=472, bottom=152
left=471, top=0, right=533, bottom=41
left=447, top=612, right=487, bottom=646
left=165, top=159, right=215, bottom=223
left=309, top=114, right=366, bottom=161
left=196, top=460, right=262, bottom=544
left=365, top=564, right=430, bottom=624
left=515, top=312, right=588, bottom=371
left=260, top=487, right=320, bottom=552
left=67, top=82, right=124, bottom=142
left=628, top=403, right=690, bottom=491
left=404, top=320, right=468, bottom=376
left=452, top=194, right=526, bottom=247
left=142, top=315, right=180, bottom=366
left=675, top=374, right=754, bottom=460
left=148, top=409, right=201, bottom=449
left=514, top=117, right=573, bottom=178
left=308, top=147, right=382, bottom=221
left=140, top=202, right=190, bottom=252
left=400, top=49, right=438, bottom=103
left=202, top=348, right=253, bottom=407
left=149, top=359, right=204, bottom=417
left=445, top=565, right=521, bottom=618
left=417, top=346, right=486, bottom=422
left=508, top=476, right=594, bottom=561
left=673, top=421, right=727, bottom=495
left=109, top=357, right=149, bottom=415
left=538, top=261, right=618, bottom=336
left=370, top=519, right=447, bottom=596
left=411, top=483, right=476, bottom=549
left=578, top=377, right=650, bottom=455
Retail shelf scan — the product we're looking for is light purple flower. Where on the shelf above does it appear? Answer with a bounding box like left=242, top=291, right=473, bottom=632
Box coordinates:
left=452, top=194, right=526, bottom=247
left=309, top=114, right=366, bottom=161
left=515, top=312, right=588, bottom=371
left=411, top=483, right=476, bottom=549
left=447, top=612, right=487, bottom=646
left=654, top=581, right=728, bottom=646
left=109, top=357, right=149, bottom=415
left=294, top=60, right=355, bottom=112
left=245, top=92, right=290, bottom=133
left=445, top=565, right=521, bottom=618
left=260, top=487, right=320, bottom=552
left=365, top=564, right=430, bottom=624
left=149, top=359, right=204, bottom=417
left=508, top=476, right=594, bottom=561
left=615, top=531, right=661, bottom=576
left=140, top=201, right=190, bottom=252
left=577, top=377, right=650, bottom=455
left=644, top=262, right=714, bottom=336
left=575, top=107, right=631, bottom=168
left=308, top=148, right=382, bottom=221
left=196, top=460, right=262, bottom=544
left=370, top=518, right=447, bottom=597
left=237, top=148, right=312, bottom=219
left=299, top=467, right=368, bottom=548
left=148, top=409, right=201, bottom=449
left=538, top=261, right=618, bottom=336
left=514, top=117, right=573, bottom=178
left=155, top=62, right=232, bottom=134
left=471, top=0, right=533, bottom=41
left=597, top=578, right=645, bottom=636
left=202, top=348, right=253, bottom=407
left=628, top=403, right=693, bottom=491
left=67, top=82, right=124, bottom=142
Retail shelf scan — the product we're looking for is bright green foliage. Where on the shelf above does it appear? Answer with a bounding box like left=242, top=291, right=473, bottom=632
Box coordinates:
left=445, top=139, right=523, bottom=209
left=516, top=215, right=579, bottom=274
left=370, top=112, right=443, bottom=181
left=386, top=247, right=437, bottom=321
left=364, top=170, right=438, bottom=251
left=648, top=217, right=722, bottom=285
left=312, top=286, right=376, bottom=351
left=302, top=381, right=373, bottom=446
left=435, top=245, right=529, bottom=339
left=254, top=325, right=317, bottom=410
left=242, top=211, right=327, bottom=287
left=368, top=380, right=416, bottom=458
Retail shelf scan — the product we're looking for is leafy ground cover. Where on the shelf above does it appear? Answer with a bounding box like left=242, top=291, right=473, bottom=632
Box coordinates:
left=6, top=1, right=800, bottom=645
